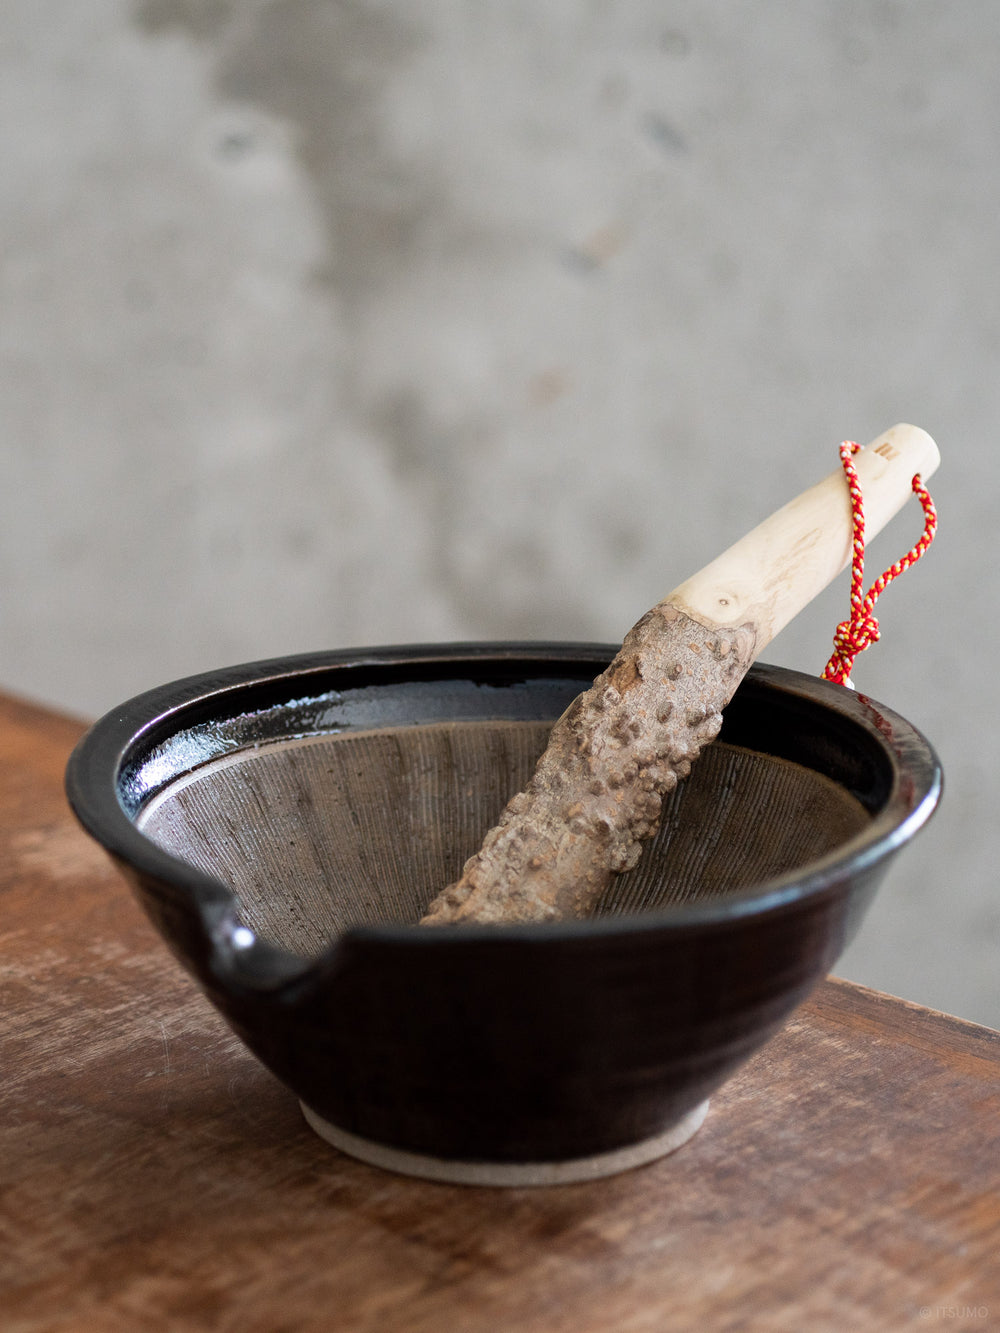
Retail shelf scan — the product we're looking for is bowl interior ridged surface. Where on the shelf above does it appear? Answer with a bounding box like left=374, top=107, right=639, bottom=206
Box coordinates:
left=137, top=717, right=870, bottom=958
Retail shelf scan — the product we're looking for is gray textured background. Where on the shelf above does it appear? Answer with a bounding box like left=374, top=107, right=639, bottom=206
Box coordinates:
left=2, top=1, right=996, bottom=1023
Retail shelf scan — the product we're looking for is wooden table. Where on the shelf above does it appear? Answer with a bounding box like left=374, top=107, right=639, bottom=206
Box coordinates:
left=2, top=690, right=998, bottom=1332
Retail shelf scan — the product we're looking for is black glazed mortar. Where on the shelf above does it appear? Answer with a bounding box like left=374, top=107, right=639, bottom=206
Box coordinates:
left=66, top=644, right=941, bottom=1184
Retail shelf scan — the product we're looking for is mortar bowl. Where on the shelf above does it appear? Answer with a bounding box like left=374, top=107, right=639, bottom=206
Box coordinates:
left=66, top=643, right=941, bottom=1185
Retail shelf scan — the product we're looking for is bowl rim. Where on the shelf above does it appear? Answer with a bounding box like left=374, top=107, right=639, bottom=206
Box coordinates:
left=65, top=641, right=942, bottom=986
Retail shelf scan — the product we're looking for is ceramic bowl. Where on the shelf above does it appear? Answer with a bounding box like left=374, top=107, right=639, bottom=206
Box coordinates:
left=66, top=644, right=941, bottom=1184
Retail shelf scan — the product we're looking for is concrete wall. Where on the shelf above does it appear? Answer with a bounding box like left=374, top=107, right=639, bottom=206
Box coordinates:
left=3, top=1, right=997, bottom=1024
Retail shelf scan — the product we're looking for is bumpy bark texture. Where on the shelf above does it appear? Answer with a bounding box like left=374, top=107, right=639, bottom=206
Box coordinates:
left=421, top=606, right=757, bottom=925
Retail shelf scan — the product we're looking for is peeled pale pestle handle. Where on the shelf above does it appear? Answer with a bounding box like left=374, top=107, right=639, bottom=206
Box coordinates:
left=668, top=423, right=940, bottom=652
left=422, top=423, right=940, bottom=926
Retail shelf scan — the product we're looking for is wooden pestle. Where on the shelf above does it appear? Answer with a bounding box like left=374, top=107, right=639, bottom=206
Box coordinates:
left=422, top=425, right=940, bottom=926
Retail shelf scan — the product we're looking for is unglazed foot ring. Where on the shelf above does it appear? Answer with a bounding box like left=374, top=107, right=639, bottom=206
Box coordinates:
left=300, top=1098, right=709, bottom=1187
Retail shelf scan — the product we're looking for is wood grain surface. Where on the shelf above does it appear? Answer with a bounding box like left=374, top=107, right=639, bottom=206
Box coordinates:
left=2, top=691, right=998, bottom=1332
